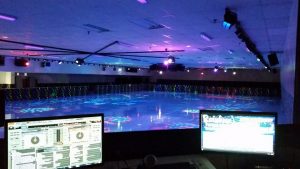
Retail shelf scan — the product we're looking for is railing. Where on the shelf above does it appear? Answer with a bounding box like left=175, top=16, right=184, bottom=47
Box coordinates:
left=1, top=84, right=280, bottom=101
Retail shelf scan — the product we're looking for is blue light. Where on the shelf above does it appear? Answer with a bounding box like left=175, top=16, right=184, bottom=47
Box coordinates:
left=223, top=21, right=231, bottom=29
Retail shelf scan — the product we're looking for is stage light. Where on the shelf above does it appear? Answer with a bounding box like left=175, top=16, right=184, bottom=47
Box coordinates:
left=159, top=70, right=163, bottom=75
left=201, top=72, right=204, bottom=75
left=118, top=68, right=122, bottom=72
left=223, top=8, right=237, bottom=29
left=213, top=66, right=219, bottom=72
left=163, top=60, right=169, bottom=66
left=186, top=69, right=190, bottom=73
left=58, top=61, right=63, bottom=64
left=232, top=71, right=236, bottom=75
left=257, top=58, right=260, bottom=62
left=75, top=58, right=84, bottom=65
left=15, top=58, right=29, bottom=67
left=224, top=69, right=227, bottom=73
left=167, top=56, right=175, bottom=64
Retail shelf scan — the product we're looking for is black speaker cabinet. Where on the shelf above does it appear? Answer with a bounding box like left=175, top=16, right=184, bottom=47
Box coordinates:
left=268, top=53, right=279, bottom=66
left=0, top=56, right=4, bottom=66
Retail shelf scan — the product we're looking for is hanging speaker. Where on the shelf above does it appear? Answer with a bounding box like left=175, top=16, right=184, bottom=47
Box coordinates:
left=0, top=56, right=4, bottom=66
left=268, top=53, right=279, bottom=66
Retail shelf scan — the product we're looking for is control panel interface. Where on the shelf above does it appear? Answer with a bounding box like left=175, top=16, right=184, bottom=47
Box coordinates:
left=201, top=112, right=275, bottom=155
left=7, top=116, right=103, bottom=169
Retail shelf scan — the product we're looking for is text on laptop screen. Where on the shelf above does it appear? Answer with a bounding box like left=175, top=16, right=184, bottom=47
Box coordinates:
left=7, top=115, right=103, bottom=169
left=200, top=110, right=276, bottom=155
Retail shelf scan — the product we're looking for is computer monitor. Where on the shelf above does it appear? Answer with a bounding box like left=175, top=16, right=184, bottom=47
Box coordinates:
left=200, top=110, right=276, bottom=155
left=5, top=114, right=104, bottom=169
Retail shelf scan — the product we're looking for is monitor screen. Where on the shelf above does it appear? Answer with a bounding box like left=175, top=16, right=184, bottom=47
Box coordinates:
left=200, top=110, right=276, bottom=155
left=5, top=114, right=103, bottom=169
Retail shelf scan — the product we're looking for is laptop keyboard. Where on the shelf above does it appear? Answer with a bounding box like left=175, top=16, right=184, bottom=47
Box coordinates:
left=152, top=162, right=198, bottom=169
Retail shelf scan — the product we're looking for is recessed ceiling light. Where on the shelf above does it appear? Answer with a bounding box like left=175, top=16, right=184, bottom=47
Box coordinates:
left=0, top=13, right=17, bottom=21
left=163, top=34, right=172, bottom=39
left=137, top=0, right=147, bottom=4
left=24, top=45, right=44, bottom=50
left=200, top=33, right=212, bottom=41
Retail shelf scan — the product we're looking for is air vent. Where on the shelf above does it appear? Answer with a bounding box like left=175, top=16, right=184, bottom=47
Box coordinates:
left=131, top=18, right=165, bottom=30
left=198, top=47, right=214, bottom=52
left=83, top=24, right=110, bottom=33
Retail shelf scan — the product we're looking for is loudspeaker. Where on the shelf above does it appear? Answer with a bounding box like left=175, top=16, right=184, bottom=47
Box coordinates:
left=268, top=53, right=279, bottom=66
left=125, top=67, right=138, bottom=73
left=41, top=62, right=51, bottom=67
left=0, top=56, right=4, bottom=66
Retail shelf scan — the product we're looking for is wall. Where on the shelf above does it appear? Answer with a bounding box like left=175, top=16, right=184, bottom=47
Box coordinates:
left=151, top=69, right=280, bottom=83
left=280, top=0, right=298, bottom=124
left=28, top=73, right=116, bottom=84
left=0, top=57, right=151, bottom=76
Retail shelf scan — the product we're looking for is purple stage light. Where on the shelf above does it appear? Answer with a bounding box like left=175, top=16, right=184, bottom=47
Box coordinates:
left=137, top=0, right=147, bottom=4
left=163, top=60, right=169, bottom=65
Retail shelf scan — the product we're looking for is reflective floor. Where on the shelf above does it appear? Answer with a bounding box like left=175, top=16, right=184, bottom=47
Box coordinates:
left=1, top=91, right=282, bottom=138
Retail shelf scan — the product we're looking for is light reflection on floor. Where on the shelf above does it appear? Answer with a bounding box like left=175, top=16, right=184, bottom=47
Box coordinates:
left=0, top=91, right=282, bottom=138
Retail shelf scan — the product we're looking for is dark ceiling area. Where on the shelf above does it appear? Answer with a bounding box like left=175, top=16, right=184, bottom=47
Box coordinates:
left=0, top=0, right=293, bottom=69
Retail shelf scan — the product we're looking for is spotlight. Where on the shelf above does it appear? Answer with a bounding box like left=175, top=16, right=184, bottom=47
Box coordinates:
left=257, top=58, right=260, bottom=62
left=58, top=61, right=63, bottom=64
left=15, top=58, right=30, bottom=67
left=118, top=68, right=122, bottom=72
left=201, top=72, right=204, bottom=75
left=232, top=71, right=236, bottom=75
left=167, top=56, right=175, bottom=64
left=159, top=70, right=163, bottom=75
left=213, top=66, right=219, bottom=72
left=224, top=69, right=227, bottom=73
left=223, top=8, right=237, bottom=29
left=75, top=58, right=84, bottom=65
left=163, top=60, right=169, bottom=66
left=186, top=69, right=190, bottom=73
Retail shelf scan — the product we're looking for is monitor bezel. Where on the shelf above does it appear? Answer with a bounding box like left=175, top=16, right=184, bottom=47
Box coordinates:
left=199, top=109, right=277, bottom=156
left=5, top=113, right=104, bottom=169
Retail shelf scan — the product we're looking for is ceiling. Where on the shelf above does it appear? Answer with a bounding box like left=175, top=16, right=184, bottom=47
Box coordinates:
left=0, top=0, right=294, bottom=69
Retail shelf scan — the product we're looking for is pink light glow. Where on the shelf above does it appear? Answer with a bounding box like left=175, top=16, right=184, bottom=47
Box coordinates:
left=0, top=14, right=17, bottom=21
left=137, top=0, right=147, bottom=4
left=2, top=36, right=8, bottom=39
left=163, top=60, right=169, bottom=65
left=25, top=62, right=30, bottom=66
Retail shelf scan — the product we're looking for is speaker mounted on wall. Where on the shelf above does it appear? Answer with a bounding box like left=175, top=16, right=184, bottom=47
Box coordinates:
left=268, top=53, right=279, bottom=66
left=0, top=56, right=4, bottom=66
